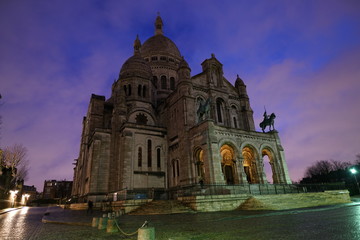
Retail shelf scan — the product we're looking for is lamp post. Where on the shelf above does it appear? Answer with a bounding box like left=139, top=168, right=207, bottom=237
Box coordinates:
left=350, top=168, right=360, bottom=194
left=9, top=190, right=18, bottom=208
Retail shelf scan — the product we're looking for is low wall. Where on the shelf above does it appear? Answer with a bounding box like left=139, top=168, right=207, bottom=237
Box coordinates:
left=179, top=190, right=351, bottom=212
left=67, top=199, right=151, bottom=213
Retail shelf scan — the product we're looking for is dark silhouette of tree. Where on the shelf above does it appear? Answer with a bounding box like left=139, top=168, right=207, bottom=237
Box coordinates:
left=355, top=154, right=360, bottom=165
left=301, top=155, right=360, bottom=195
left=2, top=143, right=29, bottom=181
left=304, top=160, right=351, bottom=179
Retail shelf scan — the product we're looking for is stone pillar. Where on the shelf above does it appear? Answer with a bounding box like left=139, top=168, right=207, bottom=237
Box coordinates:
left=272, top=131, right=292, bottom=184
left=106, top=219, right=119, bottom=233
left=258, top=158, right=268, bottom=184
left=138, top=227, right=155, bottom=240
left=236, top=156, right=248, bottom=184
left=98, top=217, right=108, bottom=230
left=92, top=217, right=99, bottom=228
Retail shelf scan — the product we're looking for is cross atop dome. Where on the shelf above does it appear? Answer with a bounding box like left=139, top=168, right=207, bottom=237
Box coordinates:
left=155, top=12, right=163, bottom=35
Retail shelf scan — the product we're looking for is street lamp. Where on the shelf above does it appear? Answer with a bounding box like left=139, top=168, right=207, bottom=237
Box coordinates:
left=9, top=190, right=18, bottom=208
left=350, top=168, right=360, bottom=194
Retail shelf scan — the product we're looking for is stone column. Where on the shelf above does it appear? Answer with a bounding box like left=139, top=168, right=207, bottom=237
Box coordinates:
left=258, top=158, right=268, bottom=184
left=236, top=156, right=248, bottom=184
left=272, top=131, right=292, bottom=184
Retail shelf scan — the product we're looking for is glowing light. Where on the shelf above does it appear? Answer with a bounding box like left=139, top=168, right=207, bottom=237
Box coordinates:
left=21, top=194, right=30, bottom=205
left=350, top=168, right=357, bottom=174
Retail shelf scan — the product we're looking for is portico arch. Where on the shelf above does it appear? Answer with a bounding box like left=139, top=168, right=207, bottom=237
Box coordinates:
left=220, top=144, right=237, bottom=185
left=242, top=146, right=259, bottom=183
left=194, top=148, right=205, bottom=183
left=261, top=147, right=279, bottom=184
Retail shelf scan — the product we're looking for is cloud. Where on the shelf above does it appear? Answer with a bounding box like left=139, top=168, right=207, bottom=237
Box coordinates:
left=247, top=45, right=360, bottom=181
left=1, top=0, right=359, bottom=189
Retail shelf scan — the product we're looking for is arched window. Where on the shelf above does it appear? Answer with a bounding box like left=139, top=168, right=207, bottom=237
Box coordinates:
left=143, top=86, right=146, bottom=97
left=147, top=140, right=152, bottom=167
left=157, top=148, right=161, bottom=168
left=124, top=85, right=127, bottom=95
left=138, top=85, right=142, bottom=96
left=231, top=106, right=238, bottom=128
left=161, top=76, right=167, bottom=89
left=138, top=147, right=142, bottom=167
left=216, top=99, right=224, bottom=123
left=128, top=84, right=132, bottom=96
left=170, top=77, right=175, bottom=90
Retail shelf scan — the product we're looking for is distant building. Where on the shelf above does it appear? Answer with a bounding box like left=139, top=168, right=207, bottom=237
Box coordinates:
left=42, top=180, right=72, bottom=199
left=22, top=185, right=37, bottom=202
left=72, top=15, right=291, bottom=202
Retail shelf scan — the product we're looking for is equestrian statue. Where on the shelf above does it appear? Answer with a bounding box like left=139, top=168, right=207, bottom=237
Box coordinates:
left=197, top=98, right=211, bottom=122
left=259, top=110, right=276, bottom=133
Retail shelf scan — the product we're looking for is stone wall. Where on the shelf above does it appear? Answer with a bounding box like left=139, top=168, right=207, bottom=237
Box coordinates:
left=68, top=199, right=151, bottom=213
left=179, top=190, right=351, bottom=212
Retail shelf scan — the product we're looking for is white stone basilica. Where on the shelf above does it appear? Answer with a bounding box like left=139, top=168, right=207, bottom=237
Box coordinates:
left=72, top=16, right=291, bottom=202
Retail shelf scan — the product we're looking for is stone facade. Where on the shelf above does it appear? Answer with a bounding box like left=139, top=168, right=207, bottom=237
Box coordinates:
left=72, top=16, right=291, bottom=202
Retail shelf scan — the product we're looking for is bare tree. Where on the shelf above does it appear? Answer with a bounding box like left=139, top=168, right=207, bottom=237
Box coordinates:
left=2, top=143, right=29, bottom=181
left=305, top=159, right=352, bottom=179
left=305, top=160, right=333, bottom=178
left=355, top=154, right=360, bottom=165
left=331, top=159, right=351, bottom=170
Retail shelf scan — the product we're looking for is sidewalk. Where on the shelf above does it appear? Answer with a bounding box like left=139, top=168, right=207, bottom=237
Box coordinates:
left=32, top=200, right=360, bottom=240
left=42, top=195, right=360, bottom=226
left=0, top=206, right=22, bottom=215
left=41, top=206, right=103, bottom=226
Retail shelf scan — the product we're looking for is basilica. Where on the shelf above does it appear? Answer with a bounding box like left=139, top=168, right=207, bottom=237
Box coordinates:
left=72, top=16, right=291, bottom=202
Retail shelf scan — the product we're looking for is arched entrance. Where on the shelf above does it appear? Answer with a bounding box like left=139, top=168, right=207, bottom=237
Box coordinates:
left=262, top=148, right=276, bottom=183
left=220, top=145, right=236, bottom=185
left=242, top=146, right=259, bottom=183
left=195, top=148, right=205, bottom=183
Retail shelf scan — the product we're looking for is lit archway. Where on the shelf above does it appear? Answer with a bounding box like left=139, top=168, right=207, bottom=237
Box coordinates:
left=242, top=146, right=259, bottom=183
left=262, top=148, right=275, bottom=183
left=195, top=148, right=205, bottom=182
left=220, top=145, right=236, bottom=185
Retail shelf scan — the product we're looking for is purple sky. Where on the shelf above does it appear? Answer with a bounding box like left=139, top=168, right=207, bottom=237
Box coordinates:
left=1, top=0, right=360, bottom=191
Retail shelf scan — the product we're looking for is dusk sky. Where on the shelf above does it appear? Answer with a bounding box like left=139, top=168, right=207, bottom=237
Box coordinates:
left=1, top=0, right=360, bottom=191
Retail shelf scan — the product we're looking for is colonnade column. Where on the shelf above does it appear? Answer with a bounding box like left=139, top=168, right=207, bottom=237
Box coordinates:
left=236, top=156, right=248, bottom=184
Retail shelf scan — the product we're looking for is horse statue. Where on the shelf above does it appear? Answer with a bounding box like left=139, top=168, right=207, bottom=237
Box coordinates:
left=259, top=112, right=276, bottom=133
left=197, top=98, right=211, bottom=122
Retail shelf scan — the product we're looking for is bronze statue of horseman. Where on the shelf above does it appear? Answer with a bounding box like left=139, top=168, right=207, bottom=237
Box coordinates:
left=260, top=111, right=276, bottom=133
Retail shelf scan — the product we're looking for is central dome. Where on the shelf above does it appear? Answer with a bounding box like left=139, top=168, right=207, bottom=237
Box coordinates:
left=140, top=15, right=182, bottom=60
left=141, top=34, right=181, bottom=58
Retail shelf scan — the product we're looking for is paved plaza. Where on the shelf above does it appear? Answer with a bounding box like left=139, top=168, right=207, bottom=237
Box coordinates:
left=1, top=196, right=360, bottom=239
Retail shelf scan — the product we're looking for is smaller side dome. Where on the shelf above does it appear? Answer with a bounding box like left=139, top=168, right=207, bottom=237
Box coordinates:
left=235, top=74, right=245, bottom=87
left=119, top=35, right=152, bottom=79
left=178, top=57, right=190, bottom=70
left=119, top=55, right=152, bottom=79
left=235, top=74, right=248, bottom=98
left=178, top=57, right=191, bottom=80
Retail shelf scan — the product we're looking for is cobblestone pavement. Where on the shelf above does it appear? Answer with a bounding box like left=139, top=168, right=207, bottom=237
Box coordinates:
left=1, top=197, right=360, bottom=240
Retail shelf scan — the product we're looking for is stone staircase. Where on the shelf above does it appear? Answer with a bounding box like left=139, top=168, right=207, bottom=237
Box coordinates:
left=128, top=200, right=195, bottom=215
